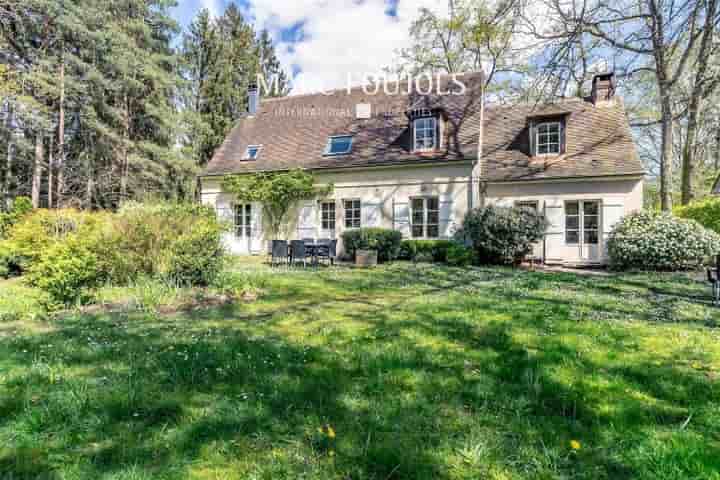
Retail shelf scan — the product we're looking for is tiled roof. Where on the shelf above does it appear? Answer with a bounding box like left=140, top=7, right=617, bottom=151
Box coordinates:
left=202, top=72, right=643, bottom=181
left=481, top=97, right=643, bottom=181
left=202, top=73, right=484, bottom=176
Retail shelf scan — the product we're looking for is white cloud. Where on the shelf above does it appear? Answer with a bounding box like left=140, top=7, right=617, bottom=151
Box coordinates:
left=244, top=0, right=447, bottom=94
left=201, top=0, right=222, bottom=19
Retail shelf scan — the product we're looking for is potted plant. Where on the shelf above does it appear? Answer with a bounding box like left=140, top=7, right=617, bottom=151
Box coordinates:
left=355, top=235, right=378, bottom=267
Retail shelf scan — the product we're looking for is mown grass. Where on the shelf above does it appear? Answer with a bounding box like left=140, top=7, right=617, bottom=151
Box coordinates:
left=1, top=261, right=719, bottom=479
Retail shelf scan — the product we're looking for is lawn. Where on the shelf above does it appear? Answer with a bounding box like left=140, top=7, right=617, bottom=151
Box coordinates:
left=1, top=261, right=719, bottom=479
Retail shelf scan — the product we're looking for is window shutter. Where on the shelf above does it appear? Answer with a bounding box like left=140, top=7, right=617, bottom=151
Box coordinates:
left=297, top=201, right=317, bottom=238
left=560, top=120, right=566, bottom=154
left=439, top=199, right=455, bottom=238
left=394, top=201, right=410, bottom=237
left=528, top=121, right=536, bottom=156
left=362, top=202, right=381, bottom=227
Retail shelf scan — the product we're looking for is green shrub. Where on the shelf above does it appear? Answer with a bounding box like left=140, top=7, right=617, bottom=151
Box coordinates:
left=341, top=228, right=402, bottom=263
left=446, top=243, right=476, bottom=266
left=0, top=209, right=107, bottom=275
left=159, top=219, right=225, bottom=286
left=607, top=211, right=720, bottom=271
left=675, top=197, right=720, bottom=234
left=456, top=205, right=547, bottom=265
left=399, top=240, right=456, bottom=262
left=110, top=201, right=226, bottom=283
left=26, top=234, right=107, bottom=305
left=0, top=196, right=33, bottom=238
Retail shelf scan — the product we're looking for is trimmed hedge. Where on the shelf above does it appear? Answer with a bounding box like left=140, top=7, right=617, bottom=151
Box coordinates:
left=399, top=240, right=456, bottom=263
left=341, top=228, right=402, bottom=263
left=607, top=211, right=720, bottom=271
left=675, top=197, right=720, bottom=234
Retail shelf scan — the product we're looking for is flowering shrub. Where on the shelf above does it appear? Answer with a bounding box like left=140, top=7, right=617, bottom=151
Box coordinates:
left=674, top=197, right=720, bottom=234
left=607, top=211, right=720, bottom=271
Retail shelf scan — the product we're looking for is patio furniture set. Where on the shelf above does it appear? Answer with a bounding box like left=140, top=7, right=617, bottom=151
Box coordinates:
left=271, top=239, right=337, bottom=267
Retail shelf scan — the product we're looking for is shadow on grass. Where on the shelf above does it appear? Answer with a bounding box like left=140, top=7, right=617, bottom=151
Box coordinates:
left=1, top=263, right=719, bottom=479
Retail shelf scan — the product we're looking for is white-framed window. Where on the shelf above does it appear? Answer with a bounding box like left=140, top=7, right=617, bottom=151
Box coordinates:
left=243, top=145, right=262, bottom=160
left=565, top=200, right=599, bottom=245
left=536, top=122, right=561, bottom=155
left=321, top=201, right=336, bottom=230
left=413, top=117, right=437, bottom=151
left=411, top=197, right=440, bottom=238
left=234, top=204, right=252, bottom=238
left=344, top=199, right=361, bottom=229
left=325, top=135, right=353, bottom=156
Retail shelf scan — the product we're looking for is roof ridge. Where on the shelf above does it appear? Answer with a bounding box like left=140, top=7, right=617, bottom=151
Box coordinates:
left=485, top=96, right=589, bottom=111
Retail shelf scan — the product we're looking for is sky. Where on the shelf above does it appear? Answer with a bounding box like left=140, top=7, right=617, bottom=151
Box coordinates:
left=171, top=0, right=447, bottom=94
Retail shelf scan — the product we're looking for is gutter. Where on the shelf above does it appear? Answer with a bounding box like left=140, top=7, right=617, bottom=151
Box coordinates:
left=198, top=158, right=477, bottom=179
left=481, top=172, right=646, bottom=185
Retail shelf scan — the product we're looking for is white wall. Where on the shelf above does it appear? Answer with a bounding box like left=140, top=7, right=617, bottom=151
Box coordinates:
left=200, top=162, right=474, bottom=255
left=202, top=170, right=643, bottom=264
left=485, top=177, right=643, bottom=264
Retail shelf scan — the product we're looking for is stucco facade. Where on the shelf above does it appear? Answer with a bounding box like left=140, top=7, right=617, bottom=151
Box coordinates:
left=200, top=164, right=643, bottom=265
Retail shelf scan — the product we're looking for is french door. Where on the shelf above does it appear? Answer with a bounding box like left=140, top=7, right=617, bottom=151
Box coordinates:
left=565, top=200, right=601, bottom=262
left=234, top=204, right=252, bottom=253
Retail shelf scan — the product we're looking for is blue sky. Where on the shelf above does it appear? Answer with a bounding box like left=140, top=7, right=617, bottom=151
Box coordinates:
left=170, top=0, right=446, bottom=93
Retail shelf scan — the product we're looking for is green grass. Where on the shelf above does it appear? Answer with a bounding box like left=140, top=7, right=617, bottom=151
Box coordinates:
left=1, top=261, right=720, bottom=479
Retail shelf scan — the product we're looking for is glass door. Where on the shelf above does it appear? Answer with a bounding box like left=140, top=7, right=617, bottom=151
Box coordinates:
left=565, top=200, right=601, bottom=262
left=234, top=204, right=252, bottom=253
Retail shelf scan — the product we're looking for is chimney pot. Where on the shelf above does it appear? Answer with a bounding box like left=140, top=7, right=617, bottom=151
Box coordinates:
left=591, top=72, right=615, bottom=105
left=248, top=83, right=259, bottom=115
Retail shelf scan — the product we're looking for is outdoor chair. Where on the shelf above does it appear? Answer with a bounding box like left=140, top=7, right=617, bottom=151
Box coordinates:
left=271, top=240, right=288, bottom=267
left=707, top=255, right=720, bottom=304
left=290, top=240, right=310, bottom=267
left=316, top=239, right=337, bottom=266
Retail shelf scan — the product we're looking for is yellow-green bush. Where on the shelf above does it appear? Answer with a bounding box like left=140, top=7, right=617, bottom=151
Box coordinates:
left=675, top=197, right=720, bottom=234
left=2, top=202, right=227, bottom=304
left=0, top=209, right=108, bottom=276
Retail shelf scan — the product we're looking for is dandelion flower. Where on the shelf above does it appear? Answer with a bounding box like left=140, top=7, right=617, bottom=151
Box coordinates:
left=570, top=440, right=581, bottom=451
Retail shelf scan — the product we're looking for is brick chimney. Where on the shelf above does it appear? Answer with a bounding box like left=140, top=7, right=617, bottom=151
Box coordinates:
left=248, top=83, right=259, bottom=116
left=591, top=72, right=616, bottom=105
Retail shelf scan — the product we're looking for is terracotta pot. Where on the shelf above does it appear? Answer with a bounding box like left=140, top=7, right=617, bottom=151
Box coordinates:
left=356, top=249, right=378, bottom=267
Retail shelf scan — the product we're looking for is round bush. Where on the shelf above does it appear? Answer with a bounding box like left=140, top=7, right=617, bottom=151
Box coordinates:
left=26, top=235, right=107, bottom=305
left=456, top=205, right=547, bottom=265
left=607, top=211, right=720, bottom=271
left=674, top=197, right=720, bottom=234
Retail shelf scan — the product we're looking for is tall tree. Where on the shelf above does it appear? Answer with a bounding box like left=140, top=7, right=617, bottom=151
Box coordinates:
left=536, top=0, right=716, bottom=210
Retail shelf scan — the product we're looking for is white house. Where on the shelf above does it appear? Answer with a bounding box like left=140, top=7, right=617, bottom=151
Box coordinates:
left=200, top=72, right=643, bottom=265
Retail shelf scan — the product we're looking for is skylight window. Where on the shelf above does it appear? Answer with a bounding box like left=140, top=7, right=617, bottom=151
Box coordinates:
left=243, top=145, right=261, bottom=160
left=325, top=135, right=353, bottom=156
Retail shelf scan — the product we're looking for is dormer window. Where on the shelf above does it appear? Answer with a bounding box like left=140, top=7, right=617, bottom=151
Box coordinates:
left=413, top=116, right=437, bottom=151
left=536, top=122, right=561, bottom=155
left=325, top=135, right=353, bottom=156
left=243, top=145, right=262, bottom=160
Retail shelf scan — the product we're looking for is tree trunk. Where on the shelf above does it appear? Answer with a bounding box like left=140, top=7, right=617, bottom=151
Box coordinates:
left=84, top=153, right=94, bottom=209
left=47, top=135, right=54, bottom=209
left=658, top=86, right=673, bottom=211
left=2, top=103, right=13, bottom=210
left=681, top=0, right=717, bottom=205
left=32, top=131, right=44, bottom=208
left=56, top=58, right=66, bottom=207
left=119, top=94, right=130, bottom=204
left=716, top=127, right=720, bottom=171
